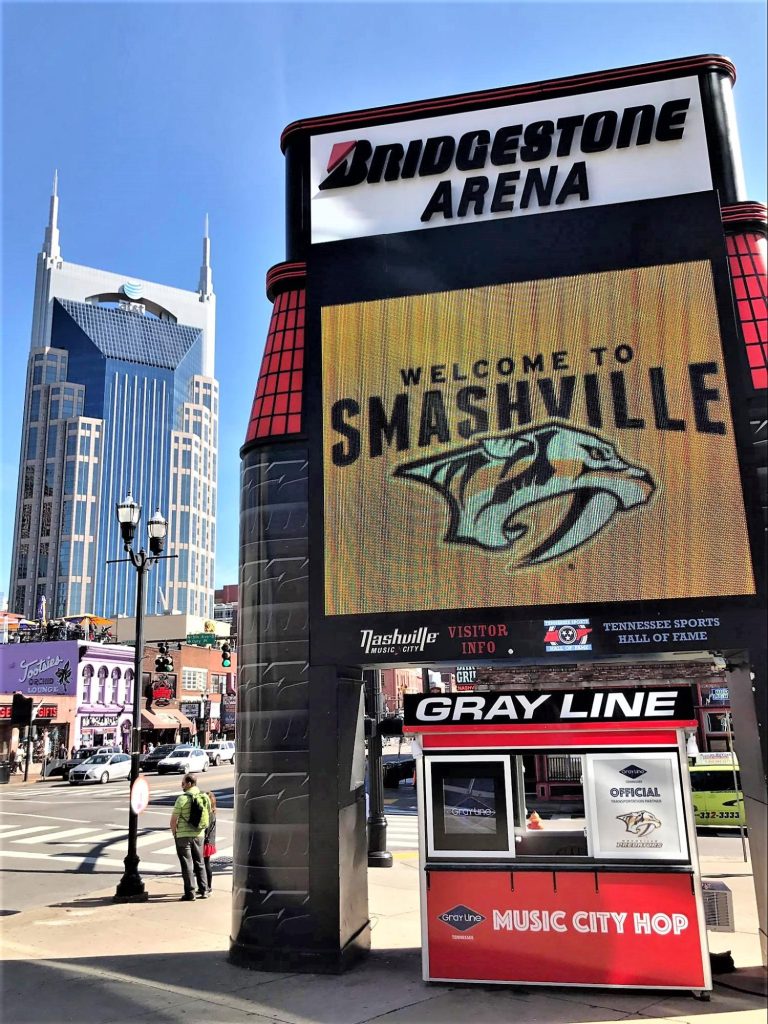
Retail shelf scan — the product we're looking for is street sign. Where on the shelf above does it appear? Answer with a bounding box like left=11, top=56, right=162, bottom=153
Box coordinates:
left=130, top=776, right=150, bottom=815
left=186, top=633, right=219, bottom=647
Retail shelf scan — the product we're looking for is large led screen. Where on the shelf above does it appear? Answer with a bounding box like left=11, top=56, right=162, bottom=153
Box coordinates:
left=322, top=260, right=755, bottom=616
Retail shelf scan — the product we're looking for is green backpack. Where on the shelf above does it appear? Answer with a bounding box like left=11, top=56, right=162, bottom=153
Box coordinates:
left=186, top=792, right=210, bottom=831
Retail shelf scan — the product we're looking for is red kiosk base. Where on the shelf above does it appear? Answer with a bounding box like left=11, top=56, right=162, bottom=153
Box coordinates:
left=405, top=687, right=712, bottom=995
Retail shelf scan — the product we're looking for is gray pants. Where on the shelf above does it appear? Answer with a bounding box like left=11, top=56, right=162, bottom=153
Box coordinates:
left=175, top=835, right=207, bottom=895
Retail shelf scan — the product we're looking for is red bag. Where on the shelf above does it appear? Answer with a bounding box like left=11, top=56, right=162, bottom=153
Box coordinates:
left=203, top=842, right=216, bottom=858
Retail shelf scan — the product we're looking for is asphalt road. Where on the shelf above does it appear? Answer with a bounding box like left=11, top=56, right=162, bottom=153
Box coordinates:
left=0, top=765, right=236, bottom=913
left=2, top=759, right=744, bottom=916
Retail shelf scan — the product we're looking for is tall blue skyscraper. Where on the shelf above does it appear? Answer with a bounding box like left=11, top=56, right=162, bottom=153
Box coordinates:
left=8, top=177, right=218, bottom=619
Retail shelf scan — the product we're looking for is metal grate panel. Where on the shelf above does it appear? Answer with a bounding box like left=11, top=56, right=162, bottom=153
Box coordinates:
left=701, top=880, right=735, bottom=932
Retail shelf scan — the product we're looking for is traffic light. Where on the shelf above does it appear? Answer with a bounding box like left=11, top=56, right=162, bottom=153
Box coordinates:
left=221, top=642, right=232, bottom=668
left=11, top=692, right=33, bottom=727
left=378, top=715, right=404, bottom=736
left=155, top=642, right=173, bottom=674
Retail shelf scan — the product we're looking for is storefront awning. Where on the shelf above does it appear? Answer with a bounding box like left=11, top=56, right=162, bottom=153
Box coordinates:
left=141, top=709, right=195, bottom=730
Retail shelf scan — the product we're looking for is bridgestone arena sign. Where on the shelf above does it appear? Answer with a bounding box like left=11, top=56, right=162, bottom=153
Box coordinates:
left=310, top=79, right=711, bottom=242
left=301, top=61, right=764, bottom=668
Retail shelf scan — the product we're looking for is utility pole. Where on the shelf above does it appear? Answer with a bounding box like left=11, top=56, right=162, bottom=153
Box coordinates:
left=365, top=669, right=392, bottom=868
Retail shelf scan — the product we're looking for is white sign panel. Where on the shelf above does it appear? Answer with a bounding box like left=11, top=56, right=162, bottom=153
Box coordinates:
left=584, top=752, right=688, bottom=861
left=310, top=77, right=711, bottom=242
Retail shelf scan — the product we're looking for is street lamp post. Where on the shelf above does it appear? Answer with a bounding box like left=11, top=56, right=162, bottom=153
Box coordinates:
left=112, top=493, right=170, bottom=903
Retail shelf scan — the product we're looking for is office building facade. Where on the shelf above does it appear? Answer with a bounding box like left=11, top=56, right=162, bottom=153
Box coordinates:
left=8, top=177, right=218, bottom=620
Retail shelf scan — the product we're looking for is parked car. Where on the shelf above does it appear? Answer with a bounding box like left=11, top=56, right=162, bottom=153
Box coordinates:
left=204, top=740, right=235, bottom=766
left=382, top=757, right=416, bottom=788
left=62, top=746, right=122, bottom=780
left=69, top=752, right=132, bottom=785
left=141, top=744, right=178, bottom=772
left=156, top=746, right=209, bottom=775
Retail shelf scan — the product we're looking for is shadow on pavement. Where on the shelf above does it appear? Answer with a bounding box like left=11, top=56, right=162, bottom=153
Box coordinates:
left=3, top=945, right=766, bottom=1024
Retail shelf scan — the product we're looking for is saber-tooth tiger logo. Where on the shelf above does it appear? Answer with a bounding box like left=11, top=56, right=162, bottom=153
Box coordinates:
left=617, top=810, right=662, bottom=837
left=393, top=422, right=655, bottom=565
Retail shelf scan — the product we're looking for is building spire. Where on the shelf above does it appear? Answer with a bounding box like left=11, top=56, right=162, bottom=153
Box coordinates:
left=198, top=212, right=213, bottom=297
left=42, top=169, right=61, bottom=260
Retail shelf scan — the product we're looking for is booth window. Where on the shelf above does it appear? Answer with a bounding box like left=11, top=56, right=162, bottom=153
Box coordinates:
left=518, top=752, right=588, bottom=859
left=427, top=756, right=513, bottom=857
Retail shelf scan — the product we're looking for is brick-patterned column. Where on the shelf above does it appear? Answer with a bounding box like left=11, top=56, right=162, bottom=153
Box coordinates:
left=231, top=265, right=369, bottom=972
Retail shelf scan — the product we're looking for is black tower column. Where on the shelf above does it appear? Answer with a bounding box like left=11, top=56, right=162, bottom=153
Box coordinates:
left=232, top=289, right=370, bottom=971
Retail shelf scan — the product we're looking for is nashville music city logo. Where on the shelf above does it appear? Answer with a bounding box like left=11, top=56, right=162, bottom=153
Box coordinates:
left=360, top=626, right=439, bottom=656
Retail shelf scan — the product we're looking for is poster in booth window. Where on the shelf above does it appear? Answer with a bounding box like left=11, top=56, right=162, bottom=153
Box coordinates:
left=322, top=261, right=755, bottom=616
left=584, top=752, right=688, bottom=861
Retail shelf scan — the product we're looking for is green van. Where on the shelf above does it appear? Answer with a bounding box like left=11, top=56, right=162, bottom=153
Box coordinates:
left=689, top=758, right=745, bottom=827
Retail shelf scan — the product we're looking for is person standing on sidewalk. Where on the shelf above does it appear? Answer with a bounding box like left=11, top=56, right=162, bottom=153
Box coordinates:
left=202, top=790, right=218, bottom=892
left=170, top=773, right=210, bottom=902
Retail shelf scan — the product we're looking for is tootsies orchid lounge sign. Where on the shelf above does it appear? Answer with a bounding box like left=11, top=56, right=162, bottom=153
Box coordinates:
left=303, top=68, right=763, bottom=667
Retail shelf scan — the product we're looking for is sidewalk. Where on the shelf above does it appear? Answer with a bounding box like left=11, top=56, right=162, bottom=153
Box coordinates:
left=1, top=853, right=765, bottom=1024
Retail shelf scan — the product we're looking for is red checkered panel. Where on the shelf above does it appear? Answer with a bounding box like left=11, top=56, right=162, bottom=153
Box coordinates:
left=245, top=288, right=305, bottom=442
left=727, top=232, right=767, bottom=390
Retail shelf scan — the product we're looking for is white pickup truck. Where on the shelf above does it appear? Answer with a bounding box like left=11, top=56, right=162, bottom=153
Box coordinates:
left=204, top=740, right=236, bottom=766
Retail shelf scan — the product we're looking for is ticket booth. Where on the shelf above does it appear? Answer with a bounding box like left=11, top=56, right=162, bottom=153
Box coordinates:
left=403, top=686, right=711, bottom=996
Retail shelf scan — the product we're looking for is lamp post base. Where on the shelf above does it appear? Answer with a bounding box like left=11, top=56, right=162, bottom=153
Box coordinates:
left=114, top=880, right=150, bottom=902
left=113, top=854, right=149, bottom=902
left=367, top=850, right=394, bottom=868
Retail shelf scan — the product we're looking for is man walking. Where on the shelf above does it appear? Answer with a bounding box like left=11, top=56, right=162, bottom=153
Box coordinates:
left=170, top=773, right=210, bottom=902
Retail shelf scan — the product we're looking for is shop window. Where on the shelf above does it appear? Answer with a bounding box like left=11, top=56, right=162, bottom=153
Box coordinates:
left=705, top=712, right=731, bottom=734
left=124, top=669, right=134, bottom=704
left=98, top=667, right=108, bottom=703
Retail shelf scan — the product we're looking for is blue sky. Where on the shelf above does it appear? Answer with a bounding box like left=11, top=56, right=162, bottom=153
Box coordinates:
left=2, top=1, right=766, bottom=596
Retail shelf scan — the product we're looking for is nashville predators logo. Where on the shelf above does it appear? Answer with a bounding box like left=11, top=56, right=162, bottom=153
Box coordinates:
left=617, top=810, right=662, bottom=837
left=393, top=422, right=655, bottom=566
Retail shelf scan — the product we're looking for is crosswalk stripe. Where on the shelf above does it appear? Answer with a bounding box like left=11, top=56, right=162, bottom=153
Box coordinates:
left=0, top=825, right=54, bottom=840
left=0, top=850, right=173, bottom=872
left=66, top=830, right=127, bottom=844
left=16, top=827, right=98, bottom=844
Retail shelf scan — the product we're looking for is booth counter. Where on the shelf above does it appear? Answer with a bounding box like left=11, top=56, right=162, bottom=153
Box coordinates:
left=403, top=687, right=711, bottom=995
